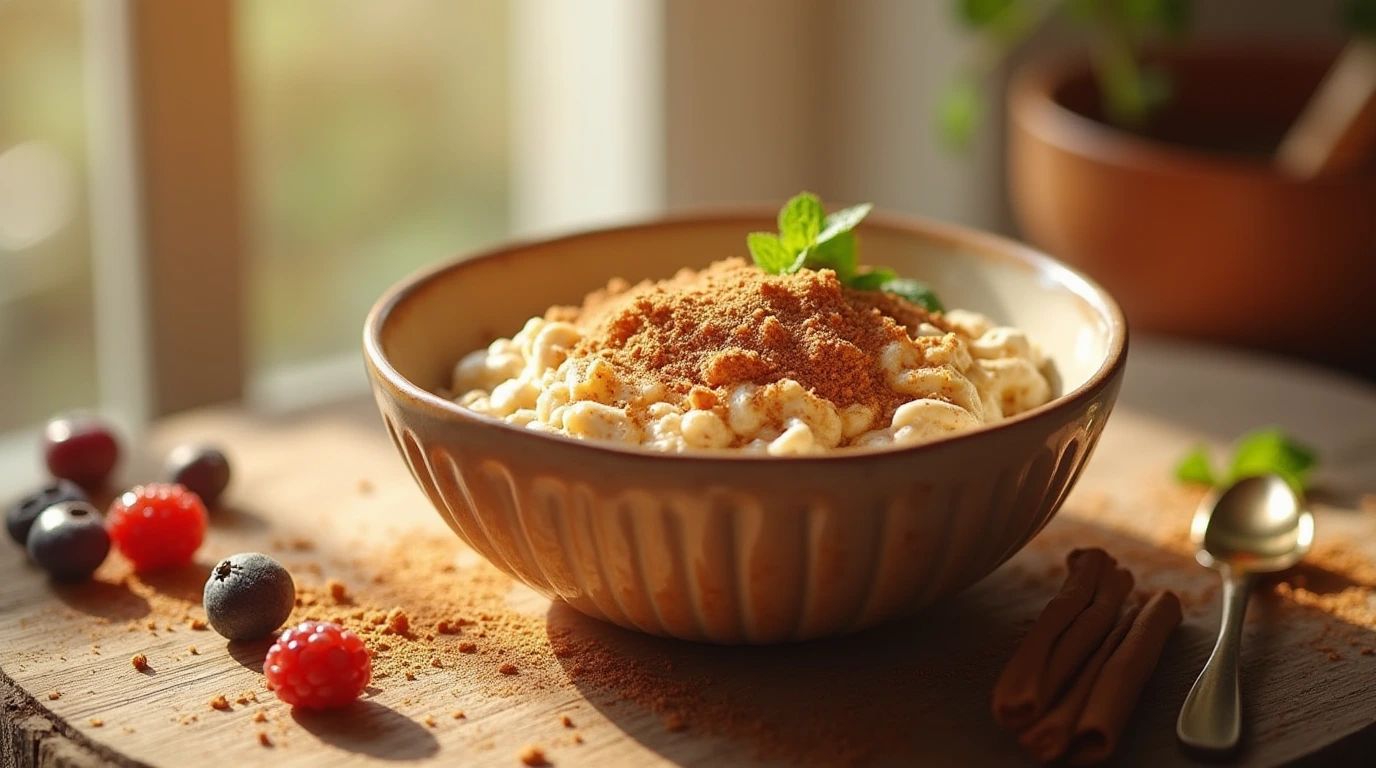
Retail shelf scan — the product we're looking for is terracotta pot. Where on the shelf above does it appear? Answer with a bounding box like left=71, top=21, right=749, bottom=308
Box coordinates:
left=1009, top=47, right=1376, bottom=379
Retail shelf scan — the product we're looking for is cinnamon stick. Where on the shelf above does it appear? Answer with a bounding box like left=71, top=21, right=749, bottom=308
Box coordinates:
left=1039, top=565, right=1135, bottom=709
left=1017, top=603, right=1142, bottom=762
left=1067, top=591, right=1184, bottom=766
left=992, top=549, right=1128, bottom=729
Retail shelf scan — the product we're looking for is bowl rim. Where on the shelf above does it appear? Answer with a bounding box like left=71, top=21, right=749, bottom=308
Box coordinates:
left=362, top=206, right=1129, bottom=464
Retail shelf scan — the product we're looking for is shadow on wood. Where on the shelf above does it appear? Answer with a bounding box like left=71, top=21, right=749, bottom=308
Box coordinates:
left=291, top=699, right=440, bottom=760
left=52, top=578, right=151, bottom=621
left=226, top=636, right=275, bottom=673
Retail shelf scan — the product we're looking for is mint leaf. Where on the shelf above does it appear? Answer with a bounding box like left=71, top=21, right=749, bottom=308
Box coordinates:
left=1229, top=427, right=1317, bottom=492
left=807, top=231, right=859, bottom=280
left=956, top=0, right=1015, bottom=28
left=1174, top=446, right=1216, bottom=486
left=846, top=267, right=897, bottom=291
left=747, top=232, right=792, bottom=274
left=817, top=203, right=873, bottom=246
left=879, top=278, right=944, bottom=312
left=778, top=192, right=824, bottom=256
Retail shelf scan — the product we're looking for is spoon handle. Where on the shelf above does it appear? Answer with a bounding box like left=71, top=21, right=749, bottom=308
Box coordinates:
left=1177, top=570, right=1253, bottom=753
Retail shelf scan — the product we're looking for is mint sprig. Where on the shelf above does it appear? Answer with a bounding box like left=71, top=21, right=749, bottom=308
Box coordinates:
left=747, top=192, right=944, bottom=312
left=1174, top=427, right=1318, bottom=494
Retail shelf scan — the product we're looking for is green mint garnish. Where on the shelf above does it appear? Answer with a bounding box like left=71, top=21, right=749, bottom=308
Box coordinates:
left=1173, top=427, right=1317, bottom=494
left=747, top=192, right=944, bottom=312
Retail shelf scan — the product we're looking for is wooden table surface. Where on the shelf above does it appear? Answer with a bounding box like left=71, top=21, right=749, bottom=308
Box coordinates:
left=3, top=338, right=1376, bottom=768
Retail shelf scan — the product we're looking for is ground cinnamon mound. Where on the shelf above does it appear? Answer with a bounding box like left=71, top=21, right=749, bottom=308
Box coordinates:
left=556, top=258, right=944, bottom=414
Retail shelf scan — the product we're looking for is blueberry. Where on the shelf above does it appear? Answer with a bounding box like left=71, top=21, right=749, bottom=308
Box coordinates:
left=164, top=445, right=231, bottom=507
left=203, top=553, right=295, bottom=641
left=26, top=502, right=111, bottom=582
left=43, top=413, right=120, bottom=491
left=6, top=480, right=89, bottom=547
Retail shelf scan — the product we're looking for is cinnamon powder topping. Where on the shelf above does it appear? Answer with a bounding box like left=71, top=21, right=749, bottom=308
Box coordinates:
left=556, top=259, right=945, bottom=417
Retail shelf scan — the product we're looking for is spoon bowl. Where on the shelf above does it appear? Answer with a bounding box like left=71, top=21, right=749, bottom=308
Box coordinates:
left=1190, top=474, right=1314, bottom=573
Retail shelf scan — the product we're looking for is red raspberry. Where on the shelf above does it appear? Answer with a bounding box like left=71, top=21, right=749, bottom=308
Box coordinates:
left=265, top=621, right=371, bottom=709
left=105, top=484, right=208, bottom=570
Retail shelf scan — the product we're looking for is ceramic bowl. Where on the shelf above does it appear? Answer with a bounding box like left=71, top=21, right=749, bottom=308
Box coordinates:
left=363, top=210, right=1127, bottom=644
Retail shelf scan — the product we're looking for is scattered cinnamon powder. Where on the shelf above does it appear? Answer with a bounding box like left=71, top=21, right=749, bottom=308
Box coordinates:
left=553, top=259, right=948, bottom=426
left=257, top=731, right=272, bottom=747
left=560, top=714, right=574, bottom=728
left=453, top=710, right=466, bottom=720
left=385, top=608, right=410, bottom=635
left=459, top=642, right=478, bottom=654
left=252, top=711, right=267, bottom=723
left=208, top=695, right=230, bottom=711
left=518, top=744, right=548, bottom=766
left=130, top=654, right=148, bottom=672
left=89, top=718, right=103, bottom=727
left=188, top=618, right=207, bottom=631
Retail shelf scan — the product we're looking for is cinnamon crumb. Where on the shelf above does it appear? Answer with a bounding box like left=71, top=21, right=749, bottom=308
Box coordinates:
left=257, top=731, right=273, bottom=747
left=431, top=657, right=443, bottom=668
left=236, top=691, right=258, bottom=705
left=1364, top=648, right=1374, bottom=656
left=405, top=671, right=416, bottom=681
left=130, top=654, right=148, bottom=671
left=664, top=713, right=687, bottom=731
left=1329, top=652, right=1343, bottom=661
left=208, top=695, right=231, bottom=711
left=423, top=715, right=437, bottom=728
left=518, top=745, right=548, bottom=766
left=459, top=642, right=478, bottom=653
left=499, top=662, right=518, bottom=675
left=452, top=710, right=466, bottom=719
left=327, top=579, right=350, bottom=603
left=573, top=733, right=584, bottom=745
left=188, top=646, right=198, bottom=655
left=47, top=691, right=60, bottom=700
left=89, top=718, right=103, bottom=727
left=188, top=618, right=207, bottom=630
left=385, top=608, right=410, bottom=635
left=252, top=711, right=267, bottom=723
left=560, top=714, right=574, bottom=728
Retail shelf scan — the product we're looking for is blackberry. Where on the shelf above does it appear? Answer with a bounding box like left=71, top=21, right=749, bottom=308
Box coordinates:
left=203, top=553, right=296, bottom=641
left=26, top=502, right=110, bottom=582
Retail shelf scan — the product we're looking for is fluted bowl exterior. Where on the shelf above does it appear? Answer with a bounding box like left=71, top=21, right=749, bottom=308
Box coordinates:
left=363, top=211, right=1126, bottom=644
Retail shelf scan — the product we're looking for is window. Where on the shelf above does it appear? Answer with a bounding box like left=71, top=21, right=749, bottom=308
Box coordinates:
left=238, top=0, right=511, bottom=388
left=0, top=0, right=95, bottom=435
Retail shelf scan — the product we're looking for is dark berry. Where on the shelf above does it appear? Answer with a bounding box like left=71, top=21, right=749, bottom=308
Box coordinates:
left=6, top=480, right=88, bottom=547
left=163, top=445, right=231, bottom=507
left=43, top=414, right=120, bottom=491
left=105, top=484, right=207, bottom=571
left=203, top=553, right=296, bottom=641
left=265, top=621, right=371, bottom=709
left=26, top=502, right=111, bottom=582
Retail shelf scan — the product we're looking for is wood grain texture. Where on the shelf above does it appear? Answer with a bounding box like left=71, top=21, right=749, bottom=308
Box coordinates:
left=3, top=339, right=1376, bottom=767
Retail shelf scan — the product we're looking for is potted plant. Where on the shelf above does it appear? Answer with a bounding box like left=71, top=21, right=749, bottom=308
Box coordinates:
left=945, top=0, right=1376, bottom=378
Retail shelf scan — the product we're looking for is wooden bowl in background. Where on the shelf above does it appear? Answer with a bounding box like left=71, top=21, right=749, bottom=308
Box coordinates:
left=1009, top=46, right=1376, bottom=380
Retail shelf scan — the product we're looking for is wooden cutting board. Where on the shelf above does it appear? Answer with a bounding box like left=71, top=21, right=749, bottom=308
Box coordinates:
left=3, top=338, right=1376, bottom=768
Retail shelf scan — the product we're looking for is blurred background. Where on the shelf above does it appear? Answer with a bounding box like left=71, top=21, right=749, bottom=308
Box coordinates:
left=0, top=0, right=1371, bottom=461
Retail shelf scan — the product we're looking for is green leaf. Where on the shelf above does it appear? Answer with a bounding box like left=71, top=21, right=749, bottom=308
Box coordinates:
left=955, top=0, right=1016, bottom=29
left=1174, top=446, right=1216, bottom=486
left=938, top=80, right=983, bottom=150
left=806, top=231, right=860, bottom=280
left=1342, top=0, right=1376, bottom=40
left=879, top=278, right=945, bottom=313
left=1123, top=0, right=1192, bottom=37
left=1228, top=427, right=1318, bottom=493
left=818, top=203, right=873, bottom=245
left=747, top=232, right=792, bottom=274
left=846, top=268, right=898, bottom=291
left=778, top=192, right=824, bottom=256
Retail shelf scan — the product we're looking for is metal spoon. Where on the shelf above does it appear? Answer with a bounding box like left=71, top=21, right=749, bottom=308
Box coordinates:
left=1176, top=474, right=1314, bottom=754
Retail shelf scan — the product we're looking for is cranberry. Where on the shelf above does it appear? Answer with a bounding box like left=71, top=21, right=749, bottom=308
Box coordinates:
left=43, top=414, right=120, bottom=491
left=163, top=445, right=231, bottom=507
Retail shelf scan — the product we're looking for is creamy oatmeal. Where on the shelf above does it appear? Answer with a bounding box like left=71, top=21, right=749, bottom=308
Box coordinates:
left=449, top=258, right=1052, bottom=455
